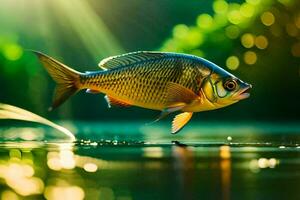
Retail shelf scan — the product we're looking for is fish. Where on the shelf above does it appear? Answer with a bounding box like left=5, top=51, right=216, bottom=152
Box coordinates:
left=34, top=51, right=251, bottom=134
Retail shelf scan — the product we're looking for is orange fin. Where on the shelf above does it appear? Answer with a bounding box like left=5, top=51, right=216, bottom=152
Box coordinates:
left=166, top=82, right=199, bottom=106
left=172, top=112, right=193, bottom=134
left=104, top=95, right=131, bottom=108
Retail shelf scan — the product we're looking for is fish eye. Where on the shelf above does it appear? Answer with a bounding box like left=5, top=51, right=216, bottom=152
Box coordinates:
left=224, top=79, right=237, bottom=91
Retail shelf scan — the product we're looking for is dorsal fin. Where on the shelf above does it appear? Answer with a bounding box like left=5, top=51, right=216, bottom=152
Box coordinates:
left=98, top=51, right=166, bottom=70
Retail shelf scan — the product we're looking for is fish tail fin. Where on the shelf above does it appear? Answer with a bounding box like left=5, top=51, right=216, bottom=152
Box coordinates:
left=33, top=51, right=83, bottom=111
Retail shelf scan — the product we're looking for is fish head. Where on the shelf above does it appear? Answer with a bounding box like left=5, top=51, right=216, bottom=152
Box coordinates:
left=201, top=67, right=252, bottom=109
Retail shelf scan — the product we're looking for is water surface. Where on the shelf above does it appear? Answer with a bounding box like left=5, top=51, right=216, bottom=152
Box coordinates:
left=0, top=122, right=299, bottom=200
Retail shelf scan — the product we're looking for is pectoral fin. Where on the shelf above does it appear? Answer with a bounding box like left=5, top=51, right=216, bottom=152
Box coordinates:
left=152, top=103, right=186, bottom=123
left=151, top=83, right=199, bottom=125
left=104, top=95, right=131, bottom=108
left=165, top=82, right=199, bottom=106
left=150, top=83, right=199, bottom=127
left=172, top=112, right=193, bottom=134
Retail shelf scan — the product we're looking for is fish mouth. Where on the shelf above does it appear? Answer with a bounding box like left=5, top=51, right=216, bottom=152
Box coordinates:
left=233, top=85, right=252, bottom=100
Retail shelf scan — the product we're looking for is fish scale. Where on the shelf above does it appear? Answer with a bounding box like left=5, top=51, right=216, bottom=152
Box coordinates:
left=81, top=56, right=206, bottom=110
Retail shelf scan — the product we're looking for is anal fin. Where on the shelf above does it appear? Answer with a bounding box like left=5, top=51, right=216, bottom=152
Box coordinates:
left=104, top=95, right=131, bottom=108
left=172, top=112, right=193, bottom=134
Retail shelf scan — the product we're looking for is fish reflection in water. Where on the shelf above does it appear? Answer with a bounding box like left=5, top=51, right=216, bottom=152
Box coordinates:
left=171, top=144, right=232, bottom=200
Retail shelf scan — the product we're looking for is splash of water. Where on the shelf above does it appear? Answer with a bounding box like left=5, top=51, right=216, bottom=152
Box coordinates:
left=0, top=103, right=75, bottom=141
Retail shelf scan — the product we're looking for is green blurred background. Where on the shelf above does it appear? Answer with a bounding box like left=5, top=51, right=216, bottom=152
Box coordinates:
left=0, top=0, right=299, bottom=122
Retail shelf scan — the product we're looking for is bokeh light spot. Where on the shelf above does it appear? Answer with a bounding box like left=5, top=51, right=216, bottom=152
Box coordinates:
left=291, top=42, right=300, bottom=57
left=197, top=14, right=213, bottom=29
left=59, top=150, right=75, bottom=169
left=227, top=136, right=232, bottom=141
left=240, top=3, right=255, bottom=18
left=244, top=51, right=257, bottom=65
left=173, top=24, right=189, bottom=39
left=241, top=33, right=255, bottom=48
left=143, top=147, right=164, bottom=158
left=47, top=149, right=76, bottom=171
left=44, top=186, right=85, bottom=200
left=228, top=10, right=243, bottom=25
left=1, top=190, right=19, bottom=200
left=0, top=162, right=44, bottom=196
left=47, top=157, right=62, bottom=171
left=226, top=56, right=239, bottom=70
left=2, top=44, right=23, bottom=61
left=258, top=158, right=269, bottom=168
left=214, top=13, right=228, bottom=27
left=295, top=14, right=300, bottom=29
left=213, top=0, right=228, bottom=14
left=225, top=25, right=240, bottom=39
left=249, top=157, right=279, bottom=172
left=255, top=35, right=268, bottom=49
left=83, top=163, right=98, bottom=172
left=286, top=23, right=298, bottom=37
left=17, top=177, right=44, bottom=196
left=268, top=158, right=277, bottom=168
left=261, top=12, right=275, bottom=26
left=186, top=28, right=204, bottom=47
